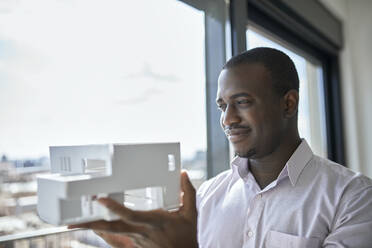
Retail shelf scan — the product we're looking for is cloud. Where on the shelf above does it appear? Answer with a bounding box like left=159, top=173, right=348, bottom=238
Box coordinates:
left=124, top=63, right=180, bottom=83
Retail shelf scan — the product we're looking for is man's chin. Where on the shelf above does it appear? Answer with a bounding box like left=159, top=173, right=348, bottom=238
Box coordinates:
left=234, top=148, right=256, bottom=158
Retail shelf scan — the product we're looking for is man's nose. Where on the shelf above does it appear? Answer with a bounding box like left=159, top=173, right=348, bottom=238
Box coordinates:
left=222, top=105, right=241, bottom=127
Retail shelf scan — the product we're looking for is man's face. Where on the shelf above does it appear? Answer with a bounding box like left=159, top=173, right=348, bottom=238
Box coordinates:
left=216, top=63, right=286, bottom=158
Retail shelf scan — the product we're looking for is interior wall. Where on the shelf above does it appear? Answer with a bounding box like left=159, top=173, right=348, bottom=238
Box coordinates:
left=320, top=0, right=372, bottom=177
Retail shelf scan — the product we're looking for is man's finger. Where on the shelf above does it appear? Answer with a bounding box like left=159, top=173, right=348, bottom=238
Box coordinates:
left=94, top=231, right=135, bottom=248
left=98, top=198, right=161, bottom=224
left=180, top=171, right=196, bottom=215
left=126, top=233, right=163, bottom=248
left=68, top=220, right=145, bottom=234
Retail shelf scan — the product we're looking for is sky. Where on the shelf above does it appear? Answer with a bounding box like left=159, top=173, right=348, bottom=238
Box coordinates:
left=0, top=0, right=206, bottom=160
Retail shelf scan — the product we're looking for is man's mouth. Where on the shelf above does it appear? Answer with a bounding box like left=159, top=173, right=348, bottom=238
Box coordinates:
left=224, top=128, right=251, bottom=143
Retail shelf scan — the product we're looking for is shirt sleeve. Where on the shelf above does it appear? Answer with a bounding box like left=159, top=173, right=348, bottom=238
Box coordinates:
left=196, top=177, right=216, bottom=212
left=195, top=169, right=233, bottom=211
left=323, top=180, right=372, bottom=248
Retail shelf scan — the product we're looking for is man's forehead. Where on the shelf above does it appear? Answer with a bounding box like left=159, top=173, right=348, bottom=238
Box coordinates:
left=216, top=64, right=272, bottom=100
left=220, top=63, right=270, bottom=84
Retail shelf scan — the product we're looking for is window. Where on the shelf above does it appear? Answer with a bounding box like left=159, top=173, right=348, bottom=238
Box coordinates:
left=0, top=0, right=345, bottom=246
left=0, top=0, right=206, bottom=243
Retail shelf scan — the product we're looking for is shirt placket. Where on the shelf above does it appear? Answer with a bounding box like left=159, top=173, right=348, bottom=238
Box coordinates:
left=243, top=184, right=266, bottom=248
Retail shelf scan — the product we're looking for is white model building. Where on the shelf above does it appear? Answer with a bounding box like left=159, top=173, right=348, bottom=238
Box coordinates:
left=37, top=143, right=181, bottom=225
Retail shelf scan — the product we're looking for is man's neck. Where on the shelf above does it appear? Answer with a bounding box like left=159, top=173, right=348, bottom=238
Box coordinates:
left=249, top=134, right=302, bottom=189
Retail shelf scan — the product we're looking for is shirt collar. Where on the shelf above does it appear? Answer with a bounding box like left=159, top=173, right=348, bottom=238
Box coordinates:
left=231, top=139, right=313, bottom=186
left=286, top=139, right=313, bottom=186
left=231, top=156, right=249, bottom=179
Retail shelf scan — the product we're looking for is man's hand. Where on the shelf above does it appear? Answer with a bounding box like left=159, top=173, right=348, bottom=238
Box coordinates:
left=68, top=172, right=198, bottom=248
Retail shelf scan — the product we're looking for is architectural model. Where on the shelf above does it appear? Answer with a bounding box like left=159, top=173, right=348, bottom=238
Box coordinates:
left=37, top=143, right=181, bottom=225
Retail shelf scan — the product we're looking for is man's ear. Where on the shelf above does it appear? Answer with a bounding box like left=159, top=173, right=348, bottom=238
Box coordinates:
left=282, top=89, right=299, bottom=118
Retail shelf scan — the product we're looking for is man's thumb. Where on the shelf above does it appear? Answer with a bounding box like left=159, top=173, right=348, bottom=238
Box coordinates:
left=180, top=171, right=196, bottom=213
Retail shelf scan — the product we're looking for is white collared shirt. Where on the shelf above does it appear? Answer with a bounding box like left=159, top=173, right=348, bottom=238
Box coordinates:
left=196, top=140, right=372, bottom=248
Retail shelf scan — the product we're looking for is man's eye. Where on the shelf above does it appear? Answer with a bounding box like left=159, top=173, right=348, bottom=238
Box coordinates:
left=236, top=99, right=252, bottom=105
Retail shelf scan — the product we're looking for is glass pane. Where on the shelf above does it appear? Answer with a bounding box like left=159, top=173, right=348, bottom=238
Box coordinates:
left=246, top=28, right=328, bottom=157
left=0, top=0, right=206, bottom=240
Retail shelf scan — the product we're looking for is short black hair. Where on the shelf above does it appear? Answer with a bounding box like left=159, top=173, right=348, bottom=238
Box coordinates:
left=223, top=47, right=299, bottom=96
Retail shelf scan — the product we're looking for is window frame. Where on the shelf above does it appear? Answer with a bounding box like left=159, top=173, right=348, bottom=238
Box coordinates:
left=180, top=0, right=231, bottom=178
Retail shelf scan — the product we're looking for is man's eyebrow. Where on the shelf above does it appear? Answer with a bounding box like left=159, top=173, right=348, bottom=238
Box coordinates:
left=230, top=93, right=253, bottom=99
left=216, top=93, right=253, bottom=104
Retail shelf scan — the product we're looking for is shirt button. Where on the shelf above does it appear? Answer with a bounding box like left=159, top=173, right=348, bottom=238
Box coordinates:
left=247, top=230, right=253, bottom=237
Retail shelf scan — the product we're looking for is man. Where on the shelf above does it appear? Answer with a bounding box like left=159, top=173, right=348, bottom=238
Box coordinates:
left=70, top=48, right=372, bottom=247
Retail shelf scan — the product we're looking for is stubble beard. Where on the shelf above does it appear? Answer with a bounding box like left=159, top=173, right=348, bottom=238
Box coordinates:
left=235, top=148, right=256, bottom=158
